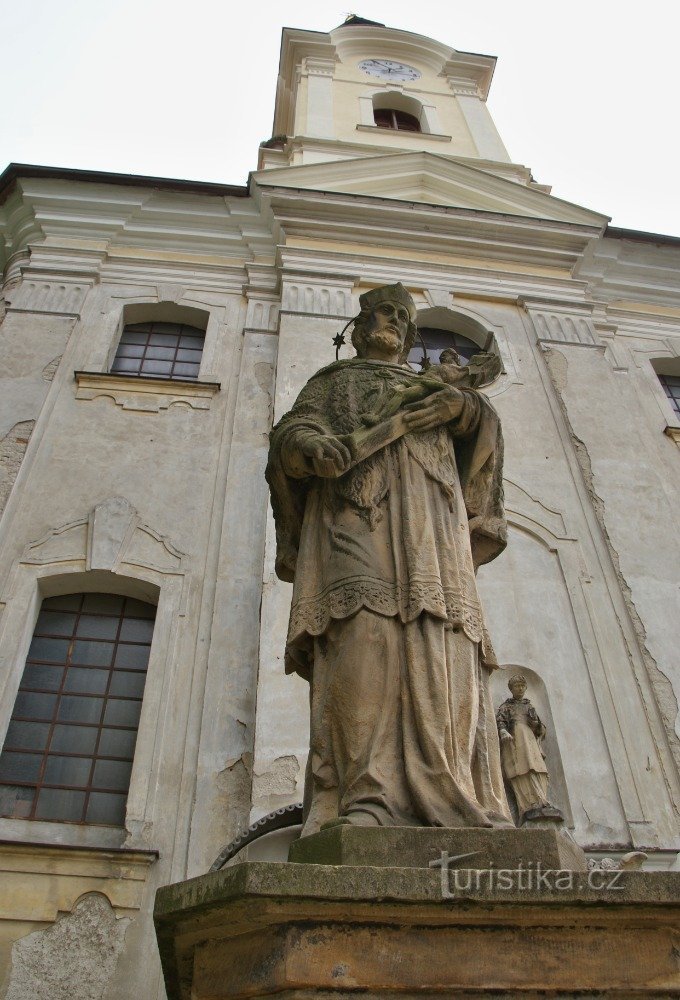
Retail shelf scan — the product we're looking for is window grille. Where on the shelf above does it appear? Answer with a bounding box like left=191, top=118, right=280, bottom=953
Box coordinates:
left=111, top=321, right=204, bottom=381
left=658, top=373, right=680, bottom=419
left=373, top=108, right=421, bottom=132
left=0, top=593, right=155, bottom=826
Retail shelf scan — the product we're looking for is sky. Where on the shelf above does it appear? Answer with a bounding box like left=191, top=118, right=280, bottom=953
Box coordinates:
left=2, top=0, right=679, bottom=237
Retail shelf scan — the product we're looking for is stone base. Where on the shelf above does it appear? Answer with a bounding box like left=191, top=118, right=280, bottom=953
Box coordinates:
left=288, top=824, right=587, bottom=871
left=155, top=861, right=680, bottom=999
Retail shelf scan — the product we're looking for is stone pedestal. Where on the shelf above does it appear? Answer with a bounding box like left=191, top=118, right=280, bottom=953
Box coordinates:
left=288, top=823, right=587, bottom=871
left=155, top=857, right=680, bottom=999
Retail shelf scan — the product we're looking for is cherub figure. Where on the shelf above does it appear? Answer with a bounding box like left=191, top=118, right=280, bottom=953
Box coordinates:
left=427, top=345, right=503, bottom=390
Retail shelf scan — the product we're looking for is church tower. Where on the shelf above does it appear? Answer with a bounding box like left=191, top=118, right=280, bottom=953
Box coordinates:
left=255, top=16, right=603, bottom=224
left=261, top=15, right=511, bottom=169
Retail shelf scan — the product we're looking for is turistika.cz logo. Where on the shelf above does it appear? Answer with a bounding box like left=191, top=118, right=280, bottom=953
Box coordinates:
left=429, top=851, right=625, bottom=897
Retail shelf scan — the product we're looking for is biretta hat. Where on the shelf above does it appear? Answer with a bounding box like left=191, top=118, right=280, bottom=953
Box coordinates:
left=359, top=282, right=416, bottom=322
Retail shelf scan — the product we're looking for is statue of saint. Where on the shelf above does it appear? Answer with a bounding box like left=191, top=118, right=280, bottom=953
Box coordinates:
left=267, top=283, right=512, bottom=835
left=496, top=673, right=556, bottom=822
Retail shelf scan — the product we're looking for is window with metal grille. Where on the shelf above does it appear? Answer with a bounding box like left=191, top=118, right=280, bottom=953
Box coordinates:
left=111, top=321, right=204, bottom=381
left=0, top=593, right=155, bottom=826
left=408, top=328, right=481, bottom=370
left=373, top=108, right=421, bottom=132
left=658, top=373, right=680, bottom=418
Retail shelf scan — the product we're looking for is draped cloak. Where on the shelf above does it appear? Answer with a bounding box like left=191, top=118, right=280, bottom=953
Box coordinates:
left=266, top=358, right=511, bottom=830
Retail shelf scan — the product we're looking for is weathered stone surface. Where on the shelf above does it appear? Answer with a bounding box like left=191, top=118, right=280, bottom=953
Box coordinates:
left=0, top=419, right=34, bottom=515
left=154, top=861, right=680, bottom=1000
left=287, top=823, right=587, bottom=871
left=267, top=283, right=512, bottom=837
left=5, top=894, right=129, bottom=1000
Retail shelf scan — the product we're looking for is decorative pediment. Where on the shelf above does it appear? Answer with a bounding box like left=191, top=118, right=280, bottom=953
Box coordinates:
left=22, top=497, right=183, bottom=576
left=254, top=152, right=608, bottom=227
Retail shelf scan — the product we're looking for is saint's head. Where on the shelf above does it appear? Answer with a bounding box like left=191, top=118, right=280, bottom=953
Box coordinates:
left=508, top=673, right=528, bottom=700
left=352, top=282, right=417, bottom=363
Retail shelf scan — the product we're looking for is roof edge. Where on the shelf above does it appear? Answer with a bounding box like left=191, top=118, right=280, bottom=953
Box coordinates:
left=605, top=224, right=680, bottom=248
left=0, top=163, right=249, bottom=206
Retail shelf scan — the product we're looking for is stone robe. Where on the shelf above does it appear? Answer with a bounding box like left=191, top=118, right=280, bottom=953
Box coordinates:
left=496, top=697, right=549, bottom=816
left=267, top=358, right=512, bottom=832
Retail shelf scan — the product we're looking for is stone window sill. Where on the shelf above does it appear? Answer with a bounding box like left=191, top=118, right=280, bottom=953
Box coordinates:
left=356, top=125, right=452, bottom=142
left=0, top=838, right=158, bottom=866
left=74, top=370, right=220, bottom=413
left=0, top=817, right=158, bottom=857
left=664, top=424, right=680, bottom=446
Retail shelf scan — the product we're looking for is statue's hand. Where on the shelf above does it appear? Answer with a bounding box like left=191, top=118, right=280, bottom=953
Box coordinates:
left=402, top=386, right=465, bottom=433
left=300, top=434, right=352, bottom=478
left=499, top=729, right=514, bottom=743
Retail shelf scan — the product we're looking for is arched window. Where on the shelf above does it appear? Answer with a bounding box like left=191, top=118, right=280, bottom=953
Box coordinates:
left=373, top=108, right=421, bottom=132
left=0, top=593, right=156, bottom=826
left=408, top=327, right=481, bottom=370
left=370, top=91, right=425, bottom=133
left=111, top=321, right=205, bottom=381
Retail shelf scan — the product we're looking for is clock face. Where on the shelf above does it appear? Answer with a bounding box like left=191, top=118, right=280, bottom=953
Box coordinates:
left=358, top=59, right=421, bottom=82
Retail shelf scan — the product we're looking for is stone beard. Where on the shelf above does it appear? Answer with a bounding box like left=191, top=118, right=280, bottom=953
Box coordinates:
left=267, top=284, right=512, bottom=834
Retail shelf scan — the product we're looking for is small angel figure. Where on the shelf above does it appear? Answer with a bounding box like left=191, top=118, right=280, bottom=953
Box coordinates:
left=426, top=346, right=503, bottom=390
left=496, top=673, right=561, bottom=823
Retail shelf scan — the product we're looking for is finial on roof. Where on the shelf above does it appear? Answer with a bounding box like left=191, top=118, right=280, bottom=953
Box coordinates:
left=341, top=13, right=386, bottom=27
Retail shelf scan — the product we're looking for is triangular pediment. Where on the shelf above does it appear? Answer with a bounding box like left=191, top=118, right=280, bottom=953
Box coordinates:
left=252, top=152, right=608, bottom=227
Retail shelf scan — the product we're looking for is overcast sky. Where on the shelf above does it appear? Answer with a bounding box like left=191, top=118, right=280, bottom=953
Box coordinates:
left=3, top=0, right=679, bottom=237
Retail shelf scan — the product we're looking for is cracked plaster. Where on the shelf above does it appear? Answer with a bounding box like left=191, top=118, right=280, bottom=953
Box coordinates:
left=4, top=894, right=130, bottom=1000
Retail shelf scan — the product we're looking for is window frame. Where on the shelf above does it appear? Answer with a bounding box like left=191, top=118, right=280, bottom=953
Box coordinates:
left=0, top=593, right=157, bottom=828
left=97, top=303, right=214, bottom=385
left=110, top=320, right=206, bottom=382
left=0, top=568, right=175, bottom=852
left=657, top=373, right=680, bottom=420
left=373, top=107, right=422, bottom=133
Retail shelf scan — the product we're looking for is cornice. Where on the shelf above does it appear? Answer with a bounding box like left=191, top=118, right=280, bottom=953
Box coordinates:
left=251, top=152, right=608, bottom=229
left=576, top=233, right=680, bottom=307
left=0, top=162, right=248, bottom=206
left=330, top=23, right=456, bottom=73
left=0, top=175, right=273, bottom=276
left=602, top=306, right=680, bottom=337
left=440, top=52, right=496, bottom=100
left=5, top=240, right=251, bottom=294
left=276, top=245, right=590, bottom=304
left=262, top=137, right=538, bottom=186
left=252, top=180, right=603, bottom=270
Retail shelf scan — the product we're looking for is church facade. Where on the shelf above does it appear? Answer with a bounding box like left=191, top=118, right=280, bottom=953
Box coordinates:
left=0, top=16, right=679, bottom=998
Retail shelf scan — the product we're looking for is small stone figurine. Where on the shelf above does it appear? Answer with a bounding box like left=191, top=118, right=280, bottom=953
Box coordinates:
left=425, top=346, right=503, bottom=389
left=496, top=673, right=562, bottom=824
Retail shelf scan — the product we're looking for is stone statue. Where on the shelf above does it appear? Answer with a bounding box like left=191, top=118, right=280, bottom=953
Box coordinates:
left=267, top=282, right=512, bottom=835
left=496, top=673, right=560, bottom=823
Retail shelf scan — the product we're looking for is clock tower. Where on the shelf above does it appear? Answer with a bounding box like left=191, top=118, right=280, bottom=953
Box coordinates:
left=259, top=15, right=513, bottom=174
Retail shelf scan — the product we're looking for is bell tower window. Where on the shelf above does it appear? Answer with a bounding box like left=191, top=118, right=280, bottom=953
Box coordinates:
left=373, top=108, right=421, bottom=133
